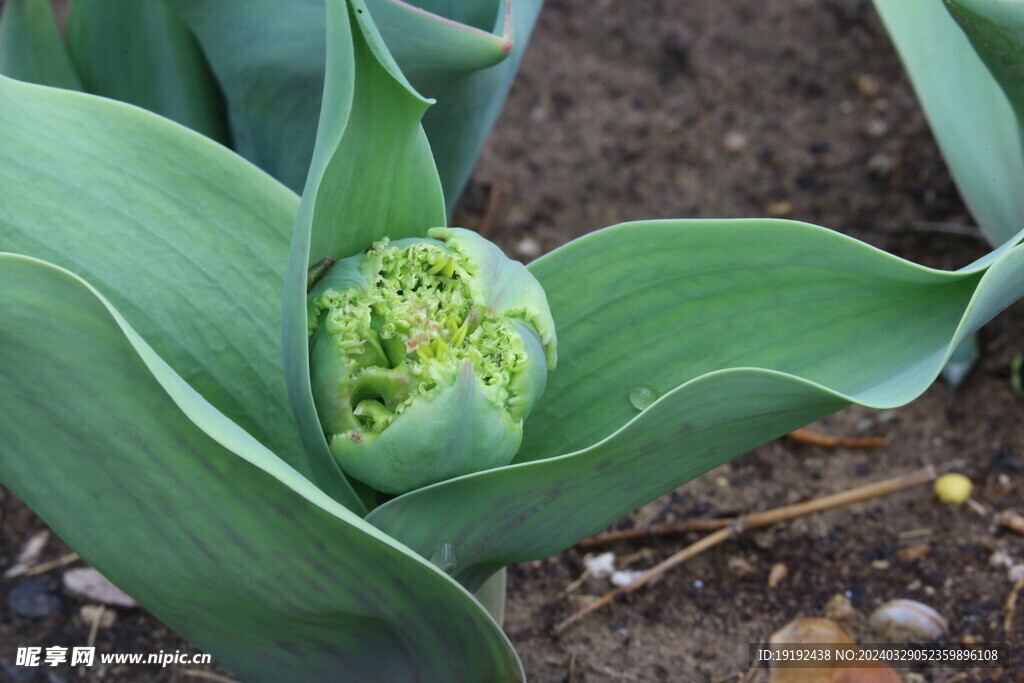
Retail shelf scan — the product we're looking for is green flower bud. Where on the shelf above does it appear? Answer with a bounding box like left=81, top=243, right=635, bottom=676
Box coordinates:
left=307, top=227, right=557, bottom=494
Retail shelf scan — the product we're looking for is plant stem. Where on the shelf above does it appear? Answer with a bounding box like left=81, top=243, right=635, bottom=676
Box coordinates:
left=475, top=567, right=507, bottom=626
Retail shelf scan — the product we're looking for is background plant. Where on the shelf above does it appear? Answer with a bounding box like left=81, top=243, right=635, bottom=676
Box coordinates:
left=0, top=0, right=543, bottom=211
left=2, top=1, right=1024, bottom=681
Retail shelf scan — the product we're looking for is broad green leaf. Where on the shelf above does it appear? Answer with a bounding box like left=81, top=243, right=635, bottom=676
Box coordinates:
left=873, top=0, right=1024, bottom=245
left=0, top=0, right=80, bottom=89
left=0, top=74, right=308, bottom=478
left=167, top=0, right=538, bottom=209
left=367, top=219, right=1024, bottom=590
left=945, top=0, right=1024, bottom=124
left=65, top=0, right=229, bottom=144
left=281, top=0, right=445, bottom=511
left=0, top=254, right=522, bottom=681
left=168, top=0, right=327, bottom=191
left=368, top=0, right=545, bottom=212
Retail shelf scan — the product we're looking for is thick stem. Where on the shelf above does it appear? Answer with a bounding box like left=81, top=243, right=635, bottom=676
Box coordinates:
left=474, top=567, right=506, bottom=626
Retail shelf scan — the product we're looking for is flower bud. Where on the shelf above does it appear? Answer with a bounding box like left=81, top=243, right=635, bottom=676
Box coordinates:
left=307, top=227, right=556, bottom=494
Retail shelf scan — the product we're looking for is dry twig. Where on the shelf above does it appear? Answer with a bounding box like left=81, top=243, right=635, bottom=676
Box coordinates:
left=554, top=466, right=936, bottom=634
left=786, top=427, right=888, bottom=448
left=23, top=552, right=80, bottom=576
left=1005, top=577, right=1024, bottom=636
left=577, top=518, right=729, bottom=548
left=476, top=181, right=504, bottom=239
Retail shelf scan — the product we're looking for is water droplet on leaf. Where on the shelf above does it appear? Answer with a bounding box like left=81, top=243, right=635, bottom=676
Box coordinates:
left=628, top=385, right=659, bottom=411
left=429, top=543, right=457, bottom=574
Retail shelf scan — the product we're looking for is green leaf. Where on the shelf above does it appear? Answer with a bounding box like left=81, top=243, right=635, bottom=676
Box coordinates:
left=368, top=0, right=545, bottom=212
left=873, top=0, right=1024, bottom=245
left=0, top=0, right=81, bottom=89
left=65, top=0, right=229, bottom=144
left=0, top=253, right=523, bottom=681
left=167, top=0, right=327, bottom=191
left=168, top=0, right=538, bottom=209
left=0, top=73, right=308, bottom=478
left=367, top=219, right=1024, bottom=590
left=281, top=0, right=446, bottom=511
left=944, top=0, right=1024, bottom=126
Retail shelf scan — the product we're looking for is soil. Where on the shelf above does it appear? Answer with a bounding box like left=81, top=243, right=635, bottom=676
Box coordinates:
left=2, top=0, right=1022, bottom=681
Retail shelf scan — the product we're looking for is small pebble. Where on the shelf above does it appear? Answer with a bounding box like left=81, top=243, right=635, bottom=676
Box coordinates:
left=996, top=509, right=1024, bottom=535
left=855, top=73, right=881, bottom=96
left=824, top=593, right=858, bottom=622
left=7, top=578, right=61, bottom=619
left=583, top=552, right=616, bottom=579
left=934, top=473, right=972, bottom=504
left=767, top=200, right=792, bottom=217
left=63, top=567, right=137, bottom=608
left=515, top=236, right=541, bottom=259
left=866, top=152, right=894, bottom=177
left=897, top=544, right=930, bottom=563
left=869, top=599, right=947, bottom=642
left=989, top=550, right=1013, bottom=568
left=1009, top=565, right=1024, bottom=583
left=865, top=118, right=888, bottom=137
left=723, top=130, right=748, bottom=153
left=4, top=530, right=50, bottom=579
left=728, top=556, right=755, bottom=575
left=768, top=562, right=788, bottom=589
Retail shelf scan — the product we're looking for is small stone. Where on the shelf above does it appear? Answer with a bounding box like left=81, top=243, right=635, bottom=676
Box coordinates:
left=80, top=604, right=117, bottom=628
left=824, top=593, right=858, bottom=622
left=871, top=560, right=890, bottom=570
left=728, top=556, right=756, bottom=575
left=7, top=578, right=61, bottom=618
left=865, top=118, right=888, bottom=137
left=856, top=73, right=881, bottom=96
left=767, top=200, right=792, bottom=217
left=583, top=552, right=616, bottom=579
left=0, top=663, right=37, bottom=681
left=723, top=130, right=748, bottom=153
left=4, top=530, right=50, bottom=579
left=63, top=567, right=137, bottom=608
left=869, top=599, right=947, bottom=642
left=515, top=236, right=541, bottom=259
left=989, top=550, right=1013, bottom=568
left=768, top=562, right=788, bottom=589
left=1009, top=565, right=1024, bottom=583
left=897, top=544, right=930, bottom=563
left=996, top=509, right=1024, bottom=535
left=867, top=152, right=894, bottom=177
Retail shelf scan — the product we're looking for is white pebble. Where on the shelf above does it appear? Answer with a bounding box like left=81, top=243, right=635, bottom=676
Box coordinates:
left=611, top=570, right=645, bottom=587
left=869, top=599, right=947, bottom=642
left=63, top=567, right=138, bottom=608
left=583, top=552, right=616, bottom=579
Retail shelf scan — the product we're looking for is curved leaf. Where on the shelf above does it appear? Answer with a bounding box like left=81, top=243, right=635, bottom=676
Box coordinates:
left=167, top=0, right=537, bottom=209
left=367, top=0, right=545, bottom=212
left=0, top=253, right=522, bottom=681
left=873, top=0, right=1024, bottom=245
left=65, top=0, right=229, bottom=144
left=0, top=0, right=80, bottom=89
left=0, top=74, right=307, bottom=477
left=167, top=0, right=327, bottom=191
left=281, top=0, right=445, bottom=511
left=367, top=219, right=1024, bottom=590
left=944, top=0, right=1024, bottom=124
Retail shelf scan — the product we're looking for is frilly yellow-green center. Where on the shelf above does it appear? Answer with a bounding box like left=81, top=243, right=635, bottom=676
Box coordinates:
left=307, top=227, right=556, bottom=495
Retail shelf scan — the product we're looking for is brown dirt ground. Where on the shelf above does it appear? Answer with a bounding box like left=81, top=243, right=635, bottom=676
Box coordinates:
left=2, top=0, right=1023, bottom=681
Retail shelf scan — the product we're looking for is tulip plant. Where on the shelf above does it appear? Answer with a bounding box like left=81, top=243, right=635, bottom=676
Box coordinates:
left=873, top=0, right=1024, bottom=247
left=2, top=0, right=1024, bottom=680
left=0, top=0, right=542, bottom=209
